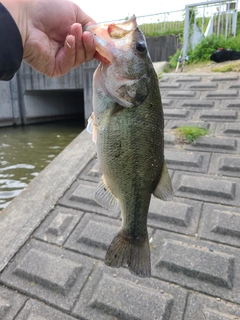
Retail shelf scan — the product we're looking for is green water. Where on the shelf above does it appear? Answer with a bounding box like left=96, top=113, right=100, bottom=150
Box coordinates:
left=0, top=120, right=84, bottom=210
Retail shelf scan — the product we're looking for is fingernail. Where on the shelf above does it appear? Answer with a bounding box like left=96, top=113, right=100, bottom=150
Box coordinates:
left=65, top=39, right=72, bottom=48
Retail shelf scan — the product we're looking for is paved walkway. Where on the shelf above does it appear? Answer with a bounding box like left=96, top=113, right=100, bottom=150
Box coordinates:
left=0, top=72, right=240, bottom=319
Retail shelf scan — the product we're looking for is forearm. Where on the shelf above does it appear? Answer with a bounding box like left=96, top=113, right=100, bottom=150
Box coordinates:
left=0, top=2, right=24, bottom=80
left=1, top=0, right=28, bottom=45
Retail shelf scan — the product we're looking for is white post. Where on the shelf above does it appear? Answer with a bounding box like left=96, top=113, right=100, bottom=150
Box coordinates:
left=182, top=5, right=190, bottom=58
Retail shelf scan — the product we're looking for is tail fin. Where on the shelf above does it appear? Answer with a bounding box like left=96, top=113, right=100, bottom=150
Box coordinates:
left=104, top=231, right=151, bottom=277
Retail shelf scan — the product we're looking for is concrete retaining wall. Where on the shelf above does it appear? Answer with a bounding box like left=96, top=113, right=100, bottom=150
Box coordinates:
left=147, top=35, right=180, bottom=62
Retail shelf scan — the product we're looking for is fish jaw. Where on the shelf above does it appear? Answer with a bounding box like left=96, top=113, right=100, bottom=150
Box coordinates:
left=91, top=19, right=153, bottom=109
left=87, top=15, right=138, bottom=64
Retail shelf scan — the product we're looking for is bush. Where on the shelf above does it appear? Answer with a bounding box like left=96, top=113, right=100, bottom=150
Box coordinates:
left=188, top=34, right=240, bottom=63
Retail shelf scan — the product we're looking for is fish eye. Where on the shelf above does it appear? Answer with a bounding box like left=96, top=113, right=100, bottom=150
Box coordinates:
left=136, top=42, right=146, bottom=53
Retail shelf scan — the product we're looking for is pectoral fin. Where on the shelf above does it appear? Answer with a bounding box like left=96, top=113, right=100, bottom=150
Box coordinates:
left=153, top=161, right=174, bottom=201
left=94, top=176, right=120, bottom=213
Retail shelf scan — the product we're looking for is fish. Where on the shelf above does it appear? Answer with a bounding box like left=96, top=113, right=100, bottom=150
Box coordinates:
left=87, top=16, right=174, bottom=277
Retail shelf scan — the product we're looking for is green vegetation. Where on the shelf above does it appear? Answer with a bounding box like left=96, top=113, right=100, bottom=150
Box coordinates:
left=139, top=22, right=183, bottom=38
left=169, top=49, right=182, bottom=69
left=164, top=10, right=240, bottom=71
left=188, top=34, right=240, bottom=63
left=212, top=61, right=240, bottom=72
left=167, top=33, right=240, bottom=71
left=139, top=9, right=240, bottom=71
left=175, top=126, right=208, bottom=144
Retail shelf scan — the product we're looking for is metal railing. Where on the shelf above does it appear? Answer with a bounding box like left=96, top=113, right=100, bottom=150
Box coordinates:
left=99, top=10, right=185, bottom=37
left=182, top=0, right=239, bottom=57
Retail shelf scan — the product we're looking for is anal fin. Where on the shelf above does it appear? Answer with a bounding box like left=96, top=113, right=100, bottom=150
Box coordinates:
left=153, top=161, right=174, bottom=201
left=94, top=176, right=120, bottom=213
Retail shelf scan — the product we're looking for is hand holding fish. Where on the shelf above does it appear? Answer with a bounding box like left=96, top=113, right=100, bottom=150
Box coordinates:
left=2, top=0, right=97, bottom=77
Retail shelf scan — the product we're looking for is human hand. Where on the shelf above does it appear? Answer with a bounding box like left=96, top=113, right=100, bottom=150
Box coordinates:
left=3, top=0, right=97, bottom=77
left=25, top=0, right=98, bottom=77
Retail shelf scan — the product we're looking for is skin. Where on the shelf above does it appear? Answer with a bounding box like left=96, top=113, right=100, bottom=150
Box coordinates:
left=2, top=0, right=105, bottom=77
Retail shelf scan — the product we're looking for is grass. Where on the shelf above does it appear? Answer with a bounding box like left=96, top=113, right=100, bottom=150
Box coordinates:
left=175, top=126, right=209, bottom=144
left=212, top=61, right=240, bottom=72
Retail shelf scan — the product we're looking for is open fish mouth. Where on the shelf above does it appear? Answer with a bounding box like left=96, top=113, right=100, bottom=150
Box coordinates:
left=87, top=15, right=138, bottom=63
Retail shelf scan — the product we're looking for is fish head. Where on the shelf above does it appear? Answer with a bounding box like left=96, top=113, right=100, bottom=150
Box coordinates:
left=87, top=16, right=154, bottom=108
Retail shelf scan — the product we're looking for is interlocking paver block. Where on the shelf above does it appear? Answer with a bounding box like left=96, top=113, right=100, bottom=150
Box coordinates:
left=164, top=133, right=176, bottom=145
left=228, top=82, right=240, bottom=89
left=189, top=83, right=218, bottom=89
left=199, top=203, right=240, bottom=247
left=148, top=197, right=202, bottom=235
left=16, top=299, right=78, bottom=320
left=0, top=239, right=95, bottom=311
left=165, top=90, right=197, bottom=98
left=160, top=83, right=181, bottom=89
left=221, top=123, right=240, bottom=135
left=156, top=239, right=234, bottom=288
left=205, top=90, right=239, bottom=98
left=152, top=230, right=240, bottom=303
left=175, top=76, right=202, bottom=82
left=210, top=75, right=239, bottom=81
left=65, top=213, right=121, bottom=260
left=34, top=206, right=83, bottom=245
left=165, top=149, right=210, bottom=173
left=172, top=172, right=240, bottom=205
left=165, top=120, right=214, bottom=131
left=185, top=292, right=240, bottom=320
left=181, top=100, right=214, bottom=108
left=209, top=154, right=240, bottom=177
left=162, top=99, right=174, bottom=107
left=190, top=136, right=238, bottom=152
left=72, top=264, right=187, bottom=320
left=199, top=110, right=238, bottom=120
left=163, top=109, right=190, bottom=119
left=78, top=157, right=101, bottom=183
left=221, top=100, right=240, bottom=108
left=0, top=286, right=27, bottom=320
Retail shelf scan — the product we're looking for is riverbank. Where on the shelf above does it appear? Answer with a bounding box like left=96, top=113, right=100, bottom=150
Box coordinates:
left=0, top=72, right=240, bottom=319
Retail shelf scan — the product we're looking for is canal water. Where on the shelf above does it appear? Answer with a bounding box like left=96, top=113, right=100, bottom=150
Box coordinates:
left=0, top=119, right=84, bottom=210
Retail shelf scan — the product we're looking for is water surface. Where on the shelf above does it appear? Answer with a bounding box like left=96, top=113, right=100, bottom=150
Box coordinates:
left=0, top=120, right=84, bottom=210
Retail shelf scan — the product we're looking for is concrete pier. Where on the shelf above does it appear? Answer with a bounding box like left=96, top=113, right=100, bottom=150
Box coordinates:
left=1, top=72, right=240, bottom=319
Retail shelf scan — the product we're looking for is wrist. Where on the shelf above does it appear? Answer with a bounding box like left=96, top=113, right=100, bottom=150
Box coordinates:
left=1, top=0, right=29, bottom=46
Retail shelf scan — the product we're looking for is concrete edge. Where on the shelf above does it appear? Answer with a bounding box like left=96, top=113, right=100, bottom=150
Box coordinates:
left=153, top=61, right=168, bottom=74
left=161, top=72, right=233, bottom=76
left=0, top=129, right=96, bottom=272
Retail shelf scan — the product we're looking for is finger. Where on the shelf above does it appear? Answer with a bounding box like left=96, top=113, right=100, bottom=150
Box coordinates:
left=70, top=23, right=85, bottom=67
left=82, top=31, right=96, bottom=62
left=70, top=24, right=96, bottom=67
left=54, top=34, right=76, bottom=76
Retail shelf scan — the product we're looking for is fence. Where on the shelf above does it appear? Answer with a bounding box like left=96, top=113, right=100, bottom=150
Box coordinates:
left=182, top=0, right=239, bottom=57
left=99, top=10, right=185, bottom=37
left=99, top=2, right=239, bottom=60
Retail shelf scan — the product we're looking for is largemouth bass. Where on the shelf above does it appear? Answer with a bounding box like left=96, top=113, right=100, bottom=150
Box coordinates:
left=87, top=16, right=173, bottom=277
